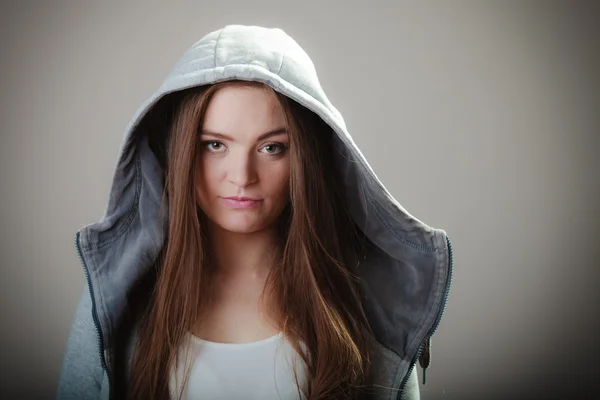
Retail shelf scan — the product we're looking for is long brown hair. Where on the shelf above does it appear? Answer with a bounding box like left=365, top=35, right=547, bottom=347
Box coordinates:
left=128, top=80, right=375, bottom=399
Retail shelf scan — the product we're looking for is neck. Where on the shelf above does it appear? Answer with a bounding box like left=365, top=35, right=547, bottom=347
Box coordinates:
left=207, top=222, right=280, bottom=282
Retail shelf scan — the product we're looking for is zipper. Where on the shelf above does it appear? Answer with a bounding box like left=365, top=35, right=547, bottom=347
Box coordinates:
left=396, top=234, right=454, bottom=399
left=75, top=231, right=114, bottom=400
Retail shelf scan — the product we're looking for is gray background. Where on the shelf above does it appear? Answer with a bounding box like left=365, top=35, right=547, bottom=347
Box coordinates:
left=1, top=1, right=599, bottom=399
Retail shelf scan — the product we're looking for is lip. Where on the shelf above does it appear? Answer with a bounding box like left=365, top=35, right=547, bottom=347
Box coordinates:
left=224, top=196, right=261, bottom=201
left=221, top=197, right=263, bottom=209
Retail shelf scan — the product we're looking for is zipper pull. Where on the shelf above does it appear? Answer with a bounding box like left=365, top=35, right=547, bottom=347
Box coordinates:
left=418, top=337, right=431, bottom=385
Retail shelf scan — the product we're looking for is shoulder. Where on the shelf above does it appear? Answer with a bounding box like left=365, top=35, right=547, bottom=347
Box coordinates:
left=57, top=288, right=106, bottom=399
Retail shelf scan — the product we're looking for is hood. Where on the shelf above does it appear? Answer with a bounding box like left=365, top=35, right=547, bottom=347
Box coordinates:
left=75, top=24, right=452, bottom=392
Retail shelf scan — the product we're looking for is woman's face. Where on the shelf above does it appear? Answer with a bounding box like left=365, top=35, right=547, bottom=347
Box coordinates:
left=194, top=84, right=290, bottom=234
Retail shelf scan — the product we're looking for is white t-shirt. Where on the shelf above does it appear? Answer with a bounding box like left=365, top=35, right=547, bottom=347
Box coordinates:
left=169, top=332, right=310, bottom=400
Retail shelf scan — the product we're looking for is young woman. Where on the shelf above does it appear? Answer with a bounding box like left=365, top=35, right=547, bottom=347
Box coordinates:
left=57, top=25, right=453, bottom=400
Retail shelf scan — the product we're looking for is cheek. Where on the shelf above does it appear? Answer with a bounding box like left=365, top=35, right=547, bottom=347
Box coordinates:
left=265, top=164, right=290, bottom=201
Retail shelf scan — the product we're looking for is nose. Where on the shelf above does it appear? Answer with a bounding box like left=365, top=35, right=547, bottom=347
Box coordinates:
left=227, top=151, right=258, bottom=188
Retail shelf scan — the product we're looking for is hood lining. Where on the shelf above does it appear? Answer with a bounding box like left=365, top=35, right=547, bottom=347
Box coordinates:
left=368, top=196, right=440, bottom=254
left=81, top=154, right=143, bottom=252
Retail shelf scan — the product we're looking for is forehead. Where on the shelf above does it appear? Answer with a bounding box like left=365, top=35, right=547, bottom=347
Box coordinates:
left=202, top=84, right=286, bottom=135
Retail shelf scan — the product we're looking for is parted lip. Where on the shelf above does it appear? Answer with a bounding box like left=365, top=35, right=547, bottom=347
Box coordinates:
left=222, top=196, right=262, bottom=201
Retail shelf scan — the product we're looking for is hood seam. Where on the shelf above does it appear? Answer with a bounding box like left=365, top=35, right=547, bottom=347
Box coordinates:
left=213, top=28, right=225, bottom=68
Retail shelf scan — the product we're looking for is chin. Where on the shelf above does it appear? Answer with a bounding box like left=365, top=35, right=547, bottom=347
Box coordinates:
left=215, top=217, right=268, bottom=234
left=203, top=208, right=284, bottom=235
left=219, top=224, right=261, bottom=234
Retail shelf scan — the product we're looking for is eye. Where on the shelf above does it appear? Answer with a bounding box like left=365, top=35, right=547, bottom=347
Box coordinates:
left=260, top=143, right=287, bottom=155
left=202, top=141, right=226, bottom=153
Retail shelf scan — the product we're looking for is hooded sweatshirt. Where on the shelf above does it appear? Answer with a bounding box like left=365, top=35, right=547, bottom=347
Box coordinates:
left=56, top=25, right=453, bottom=400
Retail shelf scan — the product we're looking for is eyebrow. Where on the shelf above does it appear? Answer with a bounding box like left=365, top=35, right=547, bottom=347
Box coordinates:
left=200, top=127, right=288, bottom=142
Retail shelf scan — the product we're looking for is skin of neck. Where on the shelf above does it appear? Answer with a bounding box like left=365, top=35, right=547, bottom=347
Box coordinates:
left=207, top=221, right=281, bottom=284
left=197, top=219, right=286, bottom=331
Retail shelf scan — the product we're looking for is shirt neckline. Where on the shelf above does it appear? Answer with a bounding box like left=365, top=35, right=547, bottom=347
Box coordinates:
left=189, top=331, right=284, bottom=348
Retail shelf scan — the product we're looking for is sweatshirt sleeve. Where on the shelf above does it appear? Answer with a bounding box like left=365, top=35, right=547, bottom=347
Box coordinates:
left=56, top=287, right=104, bottom=400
